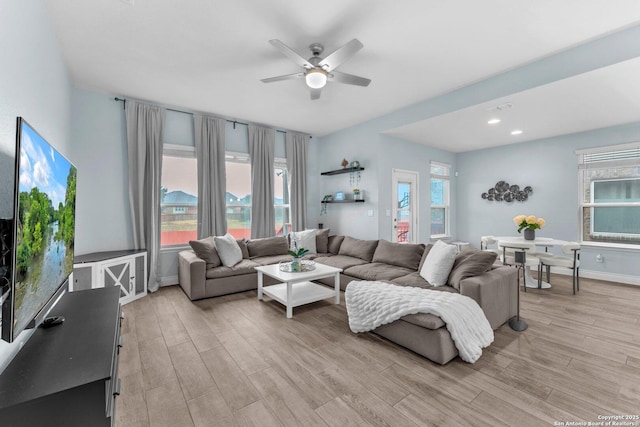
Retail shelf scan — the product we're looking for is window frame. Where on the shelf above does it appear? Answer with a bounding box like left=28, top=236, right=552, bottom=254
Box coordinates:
left=577, top=142, right=640, bottom=248
left=430, top=161, right=451, bottom=239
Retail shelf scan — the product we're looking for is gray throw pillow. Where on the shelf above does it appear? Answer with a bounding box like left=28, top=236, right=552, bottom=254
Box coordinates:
left=213, top=233, right=243, bottom=267
left=338, top=236, right=379, bottom=262
left=316, top=228, right=330, bottom=253
left=189, top=236, right=221, bottom=268
left=247, top=236, right=289, bottom=258
left=447, top=249, right=497, bottom=290
left=372, top=239, right=425, bottom=270
left=328, top=235, right=344, bottom=254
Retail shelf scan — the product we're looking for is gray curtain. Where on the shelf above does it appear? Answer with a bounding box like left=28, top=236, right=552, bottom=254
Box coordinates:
left=194, top=115, right=227, bottom=238
left=125, top=100, right=165, bottom=292
left=285, top=132, right=308, bottom=231
left=249, top=124, right=275, bottom=238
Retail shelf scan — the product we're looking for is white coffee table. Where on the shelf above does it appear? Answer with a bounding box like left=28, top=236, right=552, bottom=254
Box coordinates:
left=254, top=263, right=343, bottom=318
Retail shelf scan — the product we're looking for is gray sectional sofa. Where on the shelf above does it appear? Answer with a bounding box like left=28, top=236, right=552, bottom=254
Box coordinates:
left=178, top=232, right=518, bottom=364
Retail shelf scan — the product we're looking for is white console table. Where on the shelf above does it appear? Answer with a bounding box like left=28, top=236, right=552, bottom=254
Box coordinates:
left=73, top=249, right=147, bottom=304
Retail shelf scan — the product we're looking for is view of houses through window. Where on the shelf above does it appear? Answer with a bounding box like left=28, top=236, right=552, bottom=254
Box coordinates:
left=160, top=147, right=290, bottom=247
left=160, top=147, right=198, bottom=246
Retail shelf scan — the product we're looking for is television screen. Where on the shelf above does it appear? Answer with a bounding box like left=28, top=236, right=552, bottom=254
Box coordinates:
left=3, top=118, right=76, bottom=341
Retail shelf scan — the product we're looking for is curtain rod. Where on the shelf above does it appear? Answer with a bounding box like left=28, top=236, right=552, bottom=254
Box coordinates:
left=114, top=97, right=308, bottom=136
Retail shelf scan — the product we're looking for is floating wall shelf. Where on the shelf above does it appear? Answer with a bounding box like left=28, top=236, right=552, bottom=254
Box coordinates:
left=320, top=167, right=365, bottom=176
left=321, top=199, right=365, bottom=204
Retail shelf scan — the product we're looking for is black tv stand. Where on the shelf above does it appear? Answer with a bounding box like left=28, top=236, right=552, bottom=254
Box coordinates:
left=0, top=286, right=122, bottom=426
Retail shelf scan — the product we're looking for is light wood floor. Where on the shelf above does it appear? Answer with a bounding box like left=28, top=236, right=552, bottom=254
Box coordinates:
left=115, top=274, right=640, bottom=427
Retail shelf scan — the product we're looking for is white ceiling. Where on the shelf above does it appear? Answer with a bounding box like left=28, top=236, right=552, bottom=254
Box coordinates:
left=383, top=57, right=640, bottom=152
left=44, top=0, right=640, bottom=146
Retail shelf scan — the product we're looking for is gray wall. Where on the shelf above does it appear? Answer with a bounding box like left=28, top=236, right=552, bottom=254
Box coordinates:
left=310, top=130, right=456, bottom=243
left=0, top=0, right=73, bottom=372
left=457, top=122, right=640, bottom=282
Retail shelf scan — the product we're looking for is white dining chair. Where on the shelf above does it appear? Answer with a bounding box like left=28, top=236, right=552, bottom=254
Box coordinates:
left=480, top=236, right=499, bottom=255
left=538, top=242, right=581, bottom=294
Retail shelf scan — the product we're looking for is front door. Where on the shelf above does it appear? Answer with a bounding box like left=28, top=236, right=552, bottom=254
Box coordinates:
left=391, top=169, right=419, bottom=243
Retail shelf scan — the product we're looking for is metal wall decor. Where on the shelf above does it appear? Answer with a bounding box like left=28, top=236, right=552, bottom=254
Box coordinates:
left=482, top=181, right=533, bottom=202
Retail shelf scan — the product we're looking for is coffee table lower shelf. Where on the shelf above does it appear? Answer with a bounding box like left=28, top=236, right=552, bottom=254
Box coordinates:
left=262, top=281, right=335, bottom=310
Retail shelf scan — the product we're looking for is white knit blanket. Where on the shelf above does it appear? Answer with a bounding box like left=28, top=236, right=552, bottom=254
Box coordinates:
left=345, top=281, right=494, bottom=363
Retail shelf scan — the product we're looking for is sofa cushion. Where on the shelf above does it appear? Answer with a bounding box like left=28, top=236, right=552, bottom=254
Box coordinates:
left=289, top=229, right=317, bottom=254
left=328, top=235, right=344, bottom=254
left=251, top=254, right=292, bottom=266
left=189, top=236, right=221, bottom=268
left=419, top=240, right=457, bottom=287
left=344, top=263, right=414, bottom=281
left=205, top=259, right=259, bottom=279
left=448, top=248, right=497, bottom=290
left=417, top=244, right=433, bottom=272
left=372, top=240, right=425, bottom=270
left=213, top=233, right=243, bottom=267
left=237, top=238, right=250, bottom=259
left=400, top=313, right=445, bottom=330
left=339, top=236, right=379, bottom=262
left=247, top=236, right=289, bottom=258
left=314, top=254, right=368, bottom=270
left=391, top=272, right=457, bottom=293
left=316, top=228, right=330, bottom=254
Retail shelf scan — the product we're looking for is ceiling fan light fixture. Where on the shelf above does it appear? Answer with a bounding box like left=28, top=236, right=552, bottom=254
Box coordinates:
left=305, top=69, right=327, bottom=89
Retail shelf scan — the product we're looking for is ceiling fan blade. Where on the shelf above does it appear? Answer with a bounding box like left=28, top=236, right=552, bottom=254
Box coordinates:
left=310, top=88, right=322, bottom=100
left=269, top=39, right=314, bottom=69
left=329, top=70, right=371, bottom=87
left=318, top=39, right=364, bottom=72
left=261, top=72, right=304, bottom=83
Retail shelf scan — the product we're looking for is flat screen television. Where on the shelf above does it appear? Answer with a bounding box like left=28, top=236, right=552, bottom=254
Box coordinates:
left=1, top=117, right=77, bottom=342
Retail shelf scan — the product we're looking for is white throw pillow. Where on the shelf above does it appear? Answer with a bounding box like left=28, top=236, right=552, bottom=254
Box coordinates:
left=289, top=229, right=317, bottom=254
left=213, top=233, right=243, bottom=267
left=419, top=240, right=457, bottom=287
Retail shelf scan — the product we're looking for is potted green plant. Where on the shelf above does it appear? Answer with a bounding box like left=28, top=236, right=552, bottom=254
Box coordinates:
left=288, top=247, right=310, bottom=271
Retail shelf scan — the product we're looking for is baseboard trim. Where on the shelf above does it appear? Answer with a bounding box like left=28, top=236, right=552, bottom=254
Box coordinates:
left=548, top=267, right=640, bottom=286
left=160, top=275, right=179, bottom=287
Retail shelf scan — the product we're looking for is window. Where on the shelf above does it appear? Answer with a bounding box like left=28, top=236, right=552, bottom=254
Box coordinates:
left=225, top=153, right=290, bottom=239
left=430, top=161, right=450, bottom=238
left=225, top=153, right=252, bottom=239
left=578, top=143, right=640, bottom=245
left=161, top=145, right=198, bottom=247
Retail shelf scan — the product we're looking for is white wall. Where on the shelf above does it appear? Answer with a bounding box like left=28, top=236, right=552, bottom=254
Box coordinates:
left=71, top=89, right=132, bottom=254
left=0, top=0, right=73, bottom=372
left=309, top=130, right=456, bottom=243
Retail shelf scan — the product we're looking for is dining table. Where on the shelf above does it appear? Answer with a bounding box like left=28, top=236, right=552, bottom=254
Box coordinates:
left=494, top=236, right=567, bottom=289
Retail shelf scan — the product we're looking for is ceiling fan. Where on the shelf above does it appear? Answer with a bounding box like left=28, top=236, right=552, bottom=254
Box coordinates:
left=261, top=39, right=371, bottom=100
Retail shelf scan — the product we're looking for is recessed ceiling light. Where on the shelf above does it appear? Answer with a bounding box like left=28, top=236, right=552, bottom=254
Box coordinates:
left=487, top=118, right=501, bottom=125
left=511, top=130, right=523, bottom=135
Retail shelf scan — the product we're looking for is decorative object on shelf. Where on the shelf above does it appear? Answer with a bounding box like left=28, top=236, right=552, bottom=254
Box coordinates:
left=482, top=181, right=533, bottom=202
left=349, top=167, right=362, bottom=187
left=341, top=158, right=349, bottom=168
left=287, top=246, right=310, bottom=272
left=351, top=160, right=360, bottom=168
left=279, top=259, right=316, bottom=273
left=513, top=214, right=545, bottom=240
left=335, top=191, right=345, bottom=201
left=353, top=188, right=363, bottom=200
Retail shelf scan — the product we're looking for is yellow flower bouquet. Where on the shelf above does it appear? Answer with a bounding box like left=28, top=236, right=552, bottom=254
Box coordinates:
left=513, top=214, right=545, bottom=233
